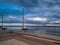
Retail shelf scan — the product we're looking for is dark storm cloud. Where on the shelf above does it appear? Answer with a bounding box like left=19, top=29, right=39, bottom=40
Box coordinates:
left=18, top=0, right=38, bottom=8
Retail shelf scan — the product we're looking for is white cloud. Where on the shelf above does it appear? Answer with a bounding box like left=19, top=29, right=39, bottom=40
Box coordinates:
left=54, top=20, right=60, bottom=23
left=53, top=5, right=60, bottom=10
left=4, top=15, right=22, bottom=21
left=50, top=20, right=60, bottom=23
left=26, top=17, right=47, bottom=22
left=8, top=15, right=17, bottom=19
left=0, top=23, right=38, bottom=26
left=25, top=14, right=38, bottom=17
left=4, top=15, right=17, bottom=21
left=44, top=12, right=53, bottom=16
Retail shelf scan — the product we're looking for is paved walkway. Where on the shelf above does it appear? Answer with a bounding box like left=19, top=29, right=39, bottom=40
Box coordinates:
left=0, top=39, right=30, bottom=45
left=0, top=33, right=60, bottom=45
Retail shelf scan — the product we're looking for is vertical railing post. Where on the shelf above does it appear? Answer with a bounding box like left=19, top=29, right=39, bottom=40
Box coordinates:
left=1, top=13, right=3, bottom=32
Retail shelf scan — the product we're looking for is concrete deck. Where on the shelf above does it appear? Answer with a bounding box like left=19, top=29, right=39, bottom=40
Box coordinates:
left=0, top=33, right=60, bottom=45
left=0, top=39, right=30, bottom=45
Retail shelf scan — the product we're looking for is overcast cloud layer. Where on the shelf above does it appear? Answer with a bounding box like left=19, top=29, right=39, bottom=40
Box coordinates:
left=0, top=0, right=60, bottom=26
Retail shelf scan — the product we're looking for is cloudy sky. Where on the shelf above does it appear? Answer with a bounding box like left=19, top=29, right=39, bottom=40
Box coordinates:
left=0, top=0, right=60, bottom=26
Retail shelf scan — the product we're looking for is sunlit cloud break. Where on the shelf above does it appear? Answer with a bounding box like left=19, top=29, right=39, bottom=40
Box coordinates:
left=26, top=17, right=47, bottom=22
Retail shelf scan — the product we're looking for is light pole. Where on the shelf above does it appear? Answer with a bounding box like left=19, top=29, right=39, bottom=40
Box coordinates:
left=1, top=13, right=7, bottom=32
left=0, top=13, right=3, bottom=32
left=21, top=8, right=28, bottom=32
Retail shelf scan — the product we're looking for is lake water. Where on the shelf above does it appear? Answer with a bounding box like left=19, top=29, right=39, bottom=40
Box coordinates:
left=5, top=26, right=60, bottom=36
left=0, top=23, right=60, bottom=36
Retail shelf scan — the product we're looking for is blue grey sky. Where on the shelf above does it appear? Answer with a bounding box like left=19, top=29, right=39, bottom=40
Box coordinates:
left=0, top=0, right=60, bottom=26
